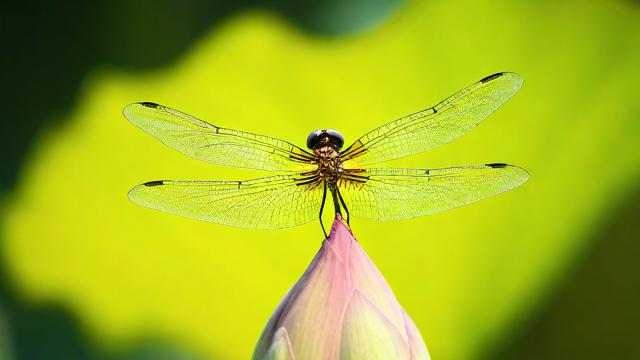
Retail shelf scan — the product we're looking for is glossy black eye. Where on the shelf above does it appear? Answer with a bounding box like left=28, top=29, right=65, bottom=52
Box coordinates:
left=325, top=129, right=344, bottom=149
left=306, top=129, right=345, bottom=150
left=306, top=130, right=324, bottom=149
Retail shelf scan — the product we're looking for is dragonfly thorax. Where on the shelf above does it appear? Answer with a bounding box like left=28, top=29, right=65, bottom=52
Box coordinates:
left=315, top=145, right=343, bottom=185
left=314, top=145, right=338, bottom=159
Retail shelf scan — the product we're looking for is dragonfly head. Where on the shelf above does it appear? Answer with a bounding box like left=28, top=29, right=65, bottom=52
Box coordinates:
left=307, top=129, right=345, bottom=151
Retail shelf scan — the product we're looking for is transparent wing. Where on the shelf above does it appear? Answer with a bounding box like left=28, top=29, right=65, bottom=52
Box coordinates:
left=123, top=102, right=316, bottom=172
left=128, top=175, right=324, bottom=229
left=338, top=164, right=528, bottom=220
left=340, top=72, right=523, bottom=166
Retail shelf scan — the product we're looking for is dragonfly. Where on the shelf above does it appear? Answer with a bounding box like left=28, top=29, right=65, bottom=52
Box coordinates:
left=124, top=72, right=528, bottom=237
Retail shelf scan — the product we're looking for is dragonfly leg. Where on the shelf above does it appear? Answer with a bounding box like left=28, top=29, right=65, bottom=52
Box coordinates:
left=319, top=182, right=328, bottom=239
left=330, top=186, right=343, bottom=219
left=337, top=188, right=350, bottom=225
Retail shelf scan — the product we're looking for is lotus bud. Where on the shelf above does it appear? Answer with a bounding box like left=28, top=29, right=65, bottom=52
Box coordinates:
left=253, top=218, right=430, bottom=360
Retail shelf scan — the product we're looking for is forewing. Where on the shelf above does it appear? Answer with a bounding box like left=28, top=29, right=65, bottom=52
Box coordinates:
left=339, top=164, right=528, bottom=220
left=128, top=175, right=324, bottom=229
left=123, top=102, right=316, bottom=172
left=340, top=72, right=523, bottom=166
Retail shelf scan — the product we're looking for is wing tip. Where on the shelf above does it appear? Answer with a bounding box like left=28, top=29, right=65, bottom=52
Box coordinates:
left=485, top=162, right=509, bottom=168
left=123, top=101, right=161, bottom=109
left=485, top=163, right=530, bottom=185
left=139, top=101, right=160, bottom=109
left=479, top=72, right=524, bottom=90
left=127, top=184, right=143, bottom=203
left=128, top=180, right=166, bottom=194
left=142, top=180, right=165, bottom=187
left=480, top=72, right=506, bottom=83
left=128, top=182, right=159, bottom=205
left=479, top=71, right=522, bottom=82
left=122, top=101, right=162, bottom=119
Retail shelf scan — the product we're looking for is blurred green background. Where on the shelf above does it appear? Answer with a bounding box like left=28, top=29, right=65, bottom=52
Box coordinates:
left=1, top=0, right=639, bottom=359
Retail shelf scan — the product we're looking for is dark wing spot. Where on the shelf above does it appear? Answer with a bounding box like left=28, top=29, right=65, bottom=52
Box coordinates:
left=424, top=169, right=430, bottom=175
left=139, top=102, right=160, bottom=108
left=143, top=180, right=164, bottom=187
left=486, top=163, right=508, bottom=168
left=479, top=72, right=505, bottom=83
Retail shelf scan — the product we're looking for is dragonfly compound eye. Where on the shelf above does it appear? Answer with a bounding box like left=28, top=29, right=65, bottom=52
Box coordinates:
left=307, top=129, right=345, bottom=150
left=306, top=130, right=323, bottom=149
left=325, top=129, right=345, bottom=149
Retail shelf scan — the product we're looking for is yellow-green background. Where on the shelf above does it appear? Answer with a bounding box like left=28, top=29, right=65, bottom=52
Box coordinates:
left=1, top=0, right=639, bottom=359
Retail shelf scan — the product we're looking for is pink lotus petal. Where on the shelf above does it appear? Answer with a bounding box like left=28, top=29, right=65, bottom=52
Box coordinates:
left=340, top=289, right=409, bottom=359
left=263, top=327, right=295, bottom=360
left=253, top=218, right=430, bottom=360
